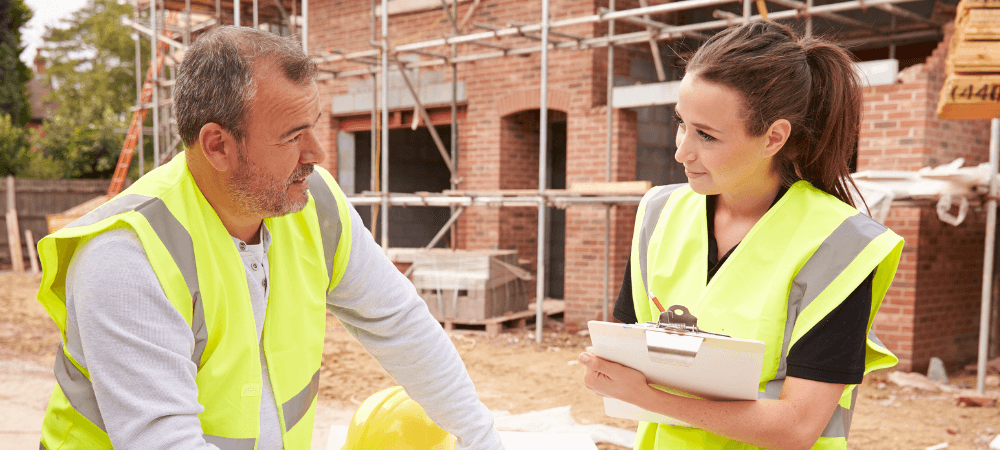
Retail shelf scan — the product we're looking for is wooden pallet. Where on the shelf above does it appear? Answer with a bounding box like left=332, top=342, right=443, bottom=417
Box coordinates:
left=439, top=299, right=565, bottom=337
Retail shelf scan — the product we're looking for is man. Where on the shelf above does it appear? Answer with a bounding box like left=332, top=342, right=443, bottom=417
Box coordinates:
left=36, top=26, right=503, bottom=450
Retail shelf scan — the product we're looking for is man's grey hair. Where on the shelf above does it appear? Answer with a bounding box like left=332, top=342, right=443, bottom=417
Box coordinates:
left=174, top=26, right=317, bottom=148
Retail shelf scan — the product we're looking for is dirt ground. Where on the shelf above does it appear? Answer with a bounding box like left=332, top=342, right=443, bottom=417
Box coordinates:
left=3, top=271, right=999, bottom=450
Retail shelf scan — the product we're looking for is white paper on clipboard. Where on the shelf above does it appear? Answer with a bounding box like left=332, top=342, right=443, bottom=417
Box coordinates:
left=587, top=320, right=766, bottom=426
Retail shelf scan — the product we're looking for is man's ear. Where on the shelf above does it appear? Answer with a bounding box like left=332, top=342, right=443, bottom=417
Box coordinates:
left=199, top=123, right=237, bottom=172
left=763, top=119, right=791, bottom=158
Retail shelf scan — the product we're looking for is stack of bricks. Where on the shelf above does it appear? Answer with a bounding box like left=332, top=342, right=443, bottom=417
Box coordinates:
left=860, top=22, right=994, bottom=372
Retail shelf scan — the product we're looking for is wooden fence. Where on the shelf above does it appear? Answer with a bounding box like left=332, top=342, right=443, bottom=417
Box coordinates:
left=1, top=177, right=112, bottom=267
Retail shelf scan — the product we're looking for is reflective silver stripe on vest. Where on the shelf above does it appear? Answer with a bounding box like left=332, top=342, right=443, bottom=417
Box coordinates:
left=66, top=194, right=205, bottom=367
left=637, top=196, right=887, bottom=439
left=65, top=194, right=156, bottom=230
left=757, top=378, right=857, bottom=439
left=637, top=184, right=686, bottom=296
left=282, top=369, right=321, bottom=431
left=57, top=177, right=339, bottom=443
left=765, top=213, right=887, bottom=438
left=40, top=443, right=46, bottom=450
left=307, top=171, right=342, bottom=283
left=53, top=344, right=106, bottom=432
left=54, top=194, right=206, bottom=435
left=868, top=329, right=888, bottom=351
left=191, top=292, right=208, bottom=368
left=774, top=213, right=887, bottom=382
left=204, top=434, right=257, bottom=450
left=134, top=197, right=206, bottom=367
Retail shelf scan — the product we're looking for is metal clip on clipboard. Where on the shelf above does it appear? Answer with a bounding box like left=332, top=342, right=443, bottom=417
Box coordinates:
left=644, top=302, right=731, bottom=367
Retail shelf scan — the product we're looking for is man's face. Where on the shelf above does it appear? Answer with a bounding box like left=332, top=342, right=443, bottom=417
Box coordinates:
left=227, top=63, right=324, bottom=218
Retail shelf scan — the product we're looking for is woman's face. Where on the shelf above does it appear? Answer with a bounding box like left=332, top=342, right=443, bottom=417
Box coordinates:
left=674, top=73, right=777, bottom=197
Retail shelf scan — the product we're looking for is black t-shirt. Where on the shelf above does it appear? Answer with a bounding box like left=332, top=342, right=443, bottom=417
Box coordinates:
left=613, top=188, right=872, bottom=385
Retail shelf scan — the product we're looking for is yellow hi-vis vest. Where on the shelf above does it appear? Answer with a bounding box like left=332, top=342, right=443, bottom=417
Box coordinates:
left=629, top=181, right=903, bottom=450
left=36, top=152, right=353, bottom=450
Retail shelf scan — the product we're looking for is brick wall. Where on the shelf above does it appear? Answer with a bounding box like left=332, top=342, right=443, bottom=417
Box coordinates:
left=859, top=22, right=993, bottom=372
left=859, top=23, right=993, bottom=171
left=498, top=109, right=543, bottom=270
left=308, top=1, right=1000, bottom=347
left=563, top=108, right=639, bottom=328
left=911, top=203, right=986, bottom=372
left=875, top=205, right=919, bottom=369
left=563, top=204, right=636, bottom=326
left=312, top=0, right=648, bottom=330
left=875, top=202, right=987, bottom=373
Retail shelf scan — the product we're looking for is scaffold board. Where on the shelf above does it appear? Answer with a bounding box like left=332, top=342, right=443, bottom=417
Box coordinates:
left=937, top=0, right=1000, bottom=119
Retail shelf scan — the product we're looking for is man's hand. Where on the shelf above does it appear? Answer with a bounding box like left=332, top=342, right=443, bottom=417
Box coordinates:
left=579, top=352, right=652, bottom=405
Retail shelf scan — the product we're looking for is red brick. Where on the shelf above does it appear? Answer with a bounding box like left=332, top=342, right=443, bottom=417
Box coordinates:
left=312, top=2, right=991, bottom=355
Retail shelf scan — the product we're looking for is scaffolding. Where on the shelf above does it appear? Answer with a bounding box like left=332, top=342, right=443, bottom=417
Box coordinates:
left=134, top=0, right=952, bottom=343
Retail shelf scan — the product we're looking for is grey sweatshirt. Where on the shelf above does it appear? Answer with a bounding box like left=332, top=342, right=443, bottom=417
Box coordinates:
left=63, top=204, right=503, bottom=450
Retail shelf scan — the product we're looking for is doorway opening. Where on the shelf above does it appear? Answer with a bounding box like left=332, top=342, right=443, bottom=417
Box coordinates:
left=353, top=125, right=453, bottom=248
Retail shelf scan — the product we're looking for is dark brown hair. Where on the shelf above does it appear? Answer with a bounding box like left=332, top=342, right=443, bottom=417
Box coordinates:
left=686, top=21, right=862, bottom=207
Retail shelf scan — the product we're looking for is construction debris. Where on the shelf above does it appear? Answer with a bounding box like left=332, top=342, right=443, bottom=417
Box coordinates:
left=956, top=396, right=997, bottom=407
left=888, top=371, right=956, bottom=392
left=491, top=405, right=635, bottom=448
left=964, top=357, right=1000, bottom=375
left=928, top=357, right=949, bottom=383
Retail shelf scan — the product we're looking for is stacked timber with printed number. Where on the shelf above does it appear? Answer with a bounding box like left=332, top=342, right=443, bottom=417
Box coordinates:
left=390, top=248, right=558, bottom=335
left=937, top=0, right=1000, bottom=119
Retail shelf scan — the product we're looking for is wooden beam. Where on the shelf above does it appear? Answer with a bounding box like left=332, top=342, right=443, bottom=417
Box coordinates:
left=639, top=0, right=667, bottom=82
left=569, top=180, right=652, bottom=196
left=6, top=176, right=24, bottom=273
left=336, top=107, right=466, bottom=132
left=24, top=229, right=38, bottom=274
left=46, top=195, right=110, bottom=234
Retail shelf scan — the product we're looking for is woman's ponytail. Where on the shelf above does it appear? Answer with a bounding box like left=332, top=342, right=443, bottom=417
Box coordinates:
left=799, top=40, right=864, bottom=207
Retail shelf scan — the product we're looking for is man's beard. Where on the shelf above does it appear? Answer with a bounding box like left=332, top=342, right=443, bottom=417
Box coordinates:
left=227, top=146, right=313, bottom=218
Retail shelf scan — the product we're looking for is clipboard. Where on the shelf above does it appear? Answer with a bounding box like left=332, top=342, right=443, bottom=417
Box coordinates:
left=587, top=304, right=765, bottom=426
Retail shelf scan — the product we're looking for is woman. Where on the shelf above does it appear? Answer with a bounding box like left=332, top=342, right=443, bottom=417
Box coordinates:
left=579, top=21, right=904, bottom=450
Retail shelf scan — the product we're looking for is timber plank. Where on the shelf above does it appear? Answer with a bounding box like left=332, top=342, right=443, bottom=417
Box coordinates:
left=951, top=41, right=1000, bottom=73
left=937, top=74, right=1000, bottom=119
left=956, top=9, right=1000, bottom=41
left=568, top=181, right=652, bottom=196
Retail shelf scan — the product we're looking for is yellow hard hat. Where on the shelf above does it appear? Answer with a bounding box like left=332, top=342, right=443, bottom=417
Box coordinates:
left=342, top=386, right=456, bottom=450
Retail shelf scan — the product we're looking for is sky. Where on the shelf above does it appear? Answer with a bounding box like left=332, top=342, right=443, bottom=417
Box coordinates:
left=19, top=0, right=90, bottom=65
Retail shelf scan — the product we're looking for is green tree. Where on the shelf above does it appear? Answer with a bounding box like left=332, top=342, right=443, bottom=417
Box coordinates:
left=0, top=0, right=33, bottom=127
left=0, top=113, right=32, bottom=175
left=36, top=0, right=150, bottom=179
left=34, top=109, right=123, bottom=178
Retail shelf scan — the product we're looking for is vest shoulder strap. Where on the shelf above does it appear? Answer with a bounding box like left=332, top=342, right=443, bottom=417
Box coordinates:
left=305, top=167, right=352, bottom=293
left=636, top=184, right=687, bottom=297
